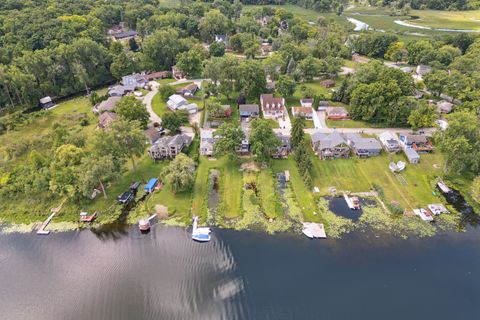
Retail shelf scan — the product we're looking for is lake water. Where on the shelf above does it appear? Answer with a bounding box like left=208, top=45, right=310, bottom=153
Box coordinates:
left=1, top=224, right=480, bottom=320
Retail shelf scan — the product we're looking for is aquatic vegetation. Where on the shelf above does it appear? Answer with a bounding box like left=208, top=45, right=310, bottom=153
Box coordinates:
left=317, top=198, right=355, bottom=238
left=236, top=189, right=264, bottom=230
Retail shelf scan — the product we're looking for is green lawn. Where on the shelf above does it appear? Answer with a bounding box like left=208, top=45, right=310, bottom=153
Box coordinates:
left=326, top=119, right=372, bottom=129
left=151, top=93, right=171, bottom=117
left=257, top=169, right=282, bottom=218
left=310, top=152, right=445, bottom=210
left=220, top=159, right=243, bottom=218
left=272, top=157, right=321, bottom=222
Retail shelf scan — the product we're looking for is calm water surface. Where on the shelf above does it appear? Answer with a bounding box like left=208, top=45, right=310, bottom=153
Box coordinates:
left=1, top=225, right=479, bottom=320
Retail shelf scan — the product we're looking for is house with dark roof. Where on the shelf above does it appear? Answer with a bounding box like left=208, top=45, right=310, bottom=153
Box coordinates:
left=177, top=83, right=199, bottom=97
left=320, top=79, right=336, bottom=88
left=271, top=131, right=291, bottom=158
left=239, top=104, right=260, bottom=118
left=144, top=127, right=164, bottom=144
left=311, top=131, right=350, bottom=160
left=93, top=97, right=121, bottom=114
left=344, top=133, right=382, bottom=157
left=399, top=134, right=433, bottom=153
left=148, top=134, right=192, bottom=160
left=260, top=94, right=285, bottom=119
left=144, top=71, right=169, bottom=81
left=326, top=106, right=350, bottom=120
left=108, top=85, right=135, bottom=97
left=97, top=112, right=118, bottom=130
left=112, top=30, right=138, bottom=41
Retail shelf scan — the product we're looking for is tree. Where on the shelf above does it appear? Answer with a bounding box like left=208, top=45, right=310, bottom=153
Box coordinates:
left=142, top=29, right=186, bottom=70
left=436, top=110, right=480, bottom=174
left=276, top=75, right=296, bottom=97
left=176, top=47, right=206, bottom=78
left=95, top=120, right=146, bottom=171
left=423, top=70, right=449, bottom=96
left=209, top=41, right=225, bottom=57
left=161, top=112, right=183, bottom=133
left=249, top=119, right=280, bottom=164
left=213, top=122, right=245, bottom=159
left=77, top=155, right=118, bottom=199
left=159, top=85, right=176, bottom=100
left=235, top=60, right=266, bottom=99
left=472, top=176, right=480, bottom=204
left=385, top=41, right=407, bottom=63
left=199, top=9, right=230, bottom=41
left=162, top=153, right=195, bottom=193
left=408, top=102, right=438, bottom=130
left=294, top=139, right=312, bottom=188
left=116, top=96, right=150, bottom=128
left=297, top=55, right=322, bottom=81
left=49, top=144, right=84, bottom=200
left=110, top=52, right=138, bottom=80
left=291, top=117, right=305, bottom=149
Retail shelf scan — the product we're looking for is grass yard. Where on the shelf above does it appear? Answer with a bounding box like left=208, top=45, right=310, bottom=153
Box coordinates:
left=272, top=157, right=321, bottom=222
left=310, top=152, right=445, bottom=210
left=220, top=159, right=243, bottom=219
left=326, top=119, right=372, bottom=129
left=257, top=169, right=282, bottom=218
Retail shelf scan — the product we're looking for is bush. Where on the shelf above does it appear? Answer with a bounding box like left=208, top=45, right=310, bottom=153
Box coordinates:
left=159, top=85, right=176, bottom=100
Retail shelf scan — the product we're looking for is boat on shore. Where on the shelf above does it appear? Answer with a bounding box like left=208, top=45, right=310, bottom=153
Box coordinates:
left=437, top=181, right=451, bottom=194
left=138, top=219, right=150, bottom=232
left=80, top=211, right=98, bottom=223
left=414, top=208, right=434, bottom=222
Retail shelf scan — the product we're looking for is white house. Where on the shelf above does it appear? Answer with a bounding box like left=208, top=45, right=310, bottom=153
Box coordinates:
left=167, top=94, right=188, bottom=110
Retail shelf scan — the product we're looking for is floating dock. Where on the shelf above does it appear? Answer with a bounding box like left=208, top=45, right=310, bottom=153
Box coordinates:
left=302, top=223, right=327, bottom=239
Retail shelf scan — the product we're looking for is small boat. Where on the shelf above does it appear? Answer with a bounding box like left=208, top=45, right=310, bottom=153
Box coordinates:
left=389, top=162, right=398, bottom=173
left=437, top=181, right=451, bottom=194
left=396, top=161, right=406, bottom=171
left=80, top=211, right=98, bottom=222
left=192, top=216, right=211, bottom=242
left=192, top=233, right=211, bottom=242
left=351, top=196, right=361, bottom=210
left=138, top=219, right=150, bottom=232
left=414, top=208, right=433, bottom=222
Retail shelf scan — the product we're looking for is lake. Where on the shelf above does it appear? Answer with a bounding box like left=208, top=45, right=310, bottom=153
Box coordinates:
left=1, top=225, right=479, bottom=320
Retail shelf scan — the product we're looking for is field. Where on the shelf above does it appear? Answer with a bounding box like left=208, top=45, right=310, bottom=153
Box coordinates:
left=310, top=152, right=445, bottom=210
left=344, top=6, right=480, bottom=35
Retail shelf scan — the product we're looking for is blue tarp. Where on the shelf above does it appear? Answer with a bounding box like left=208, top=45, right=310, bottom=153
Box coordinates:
left=144, top=178, right=158, bottom=193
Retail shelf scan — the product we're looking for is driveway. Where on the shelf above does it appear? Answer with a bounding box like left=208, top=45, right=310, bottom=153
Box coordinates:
left=143, top=81, right=161, bottom=124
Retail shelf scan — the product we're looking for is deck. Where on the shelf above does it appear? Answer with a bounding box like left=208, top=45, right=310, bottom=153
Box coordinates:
left=302, top=223, right=327, bottom=239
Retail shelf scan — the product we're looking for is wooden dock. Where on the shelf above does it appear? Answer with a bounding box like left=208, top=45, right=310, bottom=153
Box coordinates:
left=36, top=200, right=65, bottom=235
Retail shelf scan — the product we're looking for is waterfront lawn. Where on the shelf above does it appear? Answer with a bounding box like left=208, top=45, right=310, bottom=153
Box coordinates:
left=310, top=152, right=445, bottom=210
left=220, top=159, right=243, bottom=219
left=272, top=157, right=321, bottom=222
left=257, top=169, right=282, bottom=219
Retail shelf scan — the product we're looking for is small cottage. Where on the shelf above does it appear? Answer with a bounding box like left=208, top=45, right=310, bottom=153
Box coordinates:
left=320, top=79, right=336, bottom=88
left=272, top=131, right=291, bottom=158
left=200, top=129, right=218, bottom=156
left=97, top=112, right=118, bottom=130
left=292, top=107, right=314, bottom=119
left=239, top=104, right=260, bottom=118
left=378, top=131, right=400, bottom=153
left=39, top=96, right=55, bottom=109
left=326, top=106, right=350, bottom=120
left=437, top=100, right=454, bottom=114
left=93, top=97, right=121, bottom=114
left=399, top=134, right=433, bottom=153
left=404, top=147, right=420, bottom=164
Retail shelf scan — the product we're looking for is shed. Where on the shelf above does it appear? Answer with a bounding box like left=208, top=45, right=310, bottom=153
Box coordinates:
left=40, top=96, right=55, bottom=109
left=320, top=79, right=336, bottom=88
left=404, top=148, right=420, bottom=164
left=144, top=178, right=159, bottom=193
